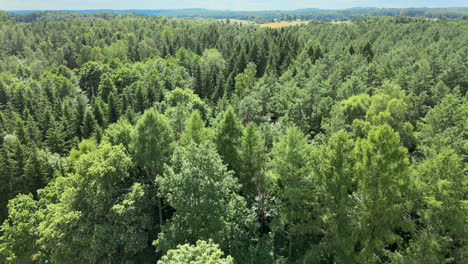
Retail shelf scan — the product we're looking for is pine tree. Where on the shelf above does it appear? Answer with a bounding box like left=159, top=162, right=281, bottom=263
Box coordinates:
left=404, top=148, right=467, bottom=263
left=214, top=106, right=243, bottom=174
left=45, top=119, right=68, bottom=154
left=131, top=108, right=174, bottom=227
left=145, top=69, right=163, bottom=104
left=360, top=42, right=374, bottom=62
left=180, top=110, right=210, bottom=145
left=270, top=126, right=315, bottom=261
left=81, top=109, right=97, bottom=139
left=134, top=82, right=148, bottom=113
left=314, top=130, right=356, bottom=263
left=92, top=97, right=107, bottom=128
left=238, top=123, right=266, bottom=203
left=353, top=124, right=411, bottom=263
left=0, top=80, right=9, bottom=108
left=97, top=74, right=117, bottom=102
left=107, top=92, right=121, bottom=124
left=0, top=134, right=25, bottom=221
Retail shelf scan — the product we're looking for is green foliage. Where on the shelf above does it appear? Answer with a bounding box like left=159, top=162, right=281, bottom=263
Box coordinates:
left=0, top=13, right=466, bottom=264
left=180, top=110, right=211, bottom=145
left=269, top=127, right=317, bottom=260
left=405, top=148, right=467, bottom=263
left=98, top=74, right=117, bottom=102
left=107, top=91, right=121, bottom=123
left=157, top=240, right=233, bottom=264
left=238, top=123, right=267, bottom=203
left=313, top=130, right=357, bottom=263
left=0, top=134, right=26, bottom=220
left=199, top=49, right=226, bottom=100
left=162, top=88, right=208, bottom=136
left=234, top=62, right=257, bottom=98
left=214, top=106, right=243, bottom=174
left=156, top=143, right=255, bottom=253
left=0, top=194, right=38, bottom=263
left=353, top=124, right=412, bottom=262
left=78, top=61, right=109, bottom=98
left=0, top=143, right=153, bottom=263
left=326, top=93, right=371, bottom=134
left=105, top=118, right=134, bottom=150
left=417, top=93, right=467, bottom=156
left=81, top=108, right=98, bottom=139
left=131, top=108, right=174, bottom=181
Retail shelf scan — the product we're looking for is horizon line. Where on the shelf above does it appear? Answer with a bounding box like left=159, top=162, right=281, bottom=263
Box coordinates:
left=4, top=6, right=468, bottom=12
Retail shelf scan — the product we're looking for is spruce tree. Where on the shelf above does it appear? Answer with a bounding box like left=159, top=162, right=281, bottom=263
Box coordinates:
left=214, top=106, right=243, bottom=174
left=180, top=110, right=210, bottom=145
left=107, top=92, right=121, bottom=124
left=238, top=123, right=266, bottom=202
left=81, top=109, right=97, bottom=139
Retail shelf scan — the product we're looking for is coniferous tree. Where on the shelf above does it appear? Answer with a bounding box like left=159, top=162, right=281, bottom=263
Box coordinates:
left=45, top=119, right=68, bottom=154
left=131, top=108, right=174, bottom=227
left=97, top=74, right=117, bottom=102
left=313, top=130, right=356, bottom=263
left=238, top=123, right=267, bottom=203
left=270, top=127, right=316, bottom=261
left=0, top=134, right=25, bottom=221
left=214, top=106, right=243, bottom=174
left=107, top=92, right=121, bottom=124
left=92, top=97, right=107, bottom=128
left=131, top=108, right=174, bottom=182
left=0, top=13, right=466, bottom=264
left=400, top=148, right=467, bottom=263
left=360, top=41, right=374, bottom=62
left=353, top=124, right=412, bottom=263
left=81, top=109, right=98, bottom=139
left=180, top=110, right=210, bottom=145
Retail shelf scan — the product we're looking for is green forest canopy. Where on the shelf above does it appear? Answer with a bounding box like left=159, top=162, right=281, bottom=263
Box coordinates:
left=0, top=11, right=466, bottom=264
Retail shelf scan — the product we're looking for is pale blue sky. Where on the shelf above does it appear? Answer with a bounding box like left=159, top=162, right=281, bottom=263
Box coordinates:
left=1, top=0, right=467, bottom=11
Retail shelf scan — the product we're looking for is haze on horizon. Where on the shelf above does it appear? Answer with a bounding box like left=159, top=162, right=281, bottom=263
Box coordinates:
left=1, top=0, right=467, bottom=11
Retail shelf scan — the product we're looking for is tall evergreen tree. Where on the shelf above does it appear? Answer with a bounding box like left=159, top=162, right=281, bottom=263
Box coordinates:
left=131, top=108, right=174, bottom=227
left=270, top=127, right=316, bottom=261
left=353, top=124, right=412, bottom=263
left=238, top=123, right=266, bottom=203
left=81, top=108, right=97, bottom=139
left=214, top=106, right=243, bottom=174
left=107, top=92, right=121, bottom=124
left=180, top=110, right=210, bottom=145
left=313, top=130, right=356, bottom=263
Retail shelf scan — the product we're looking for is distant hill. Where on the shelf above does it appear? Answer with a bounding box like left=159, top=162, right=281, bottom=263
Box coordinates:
left=5, top=7, right=468, bottom=23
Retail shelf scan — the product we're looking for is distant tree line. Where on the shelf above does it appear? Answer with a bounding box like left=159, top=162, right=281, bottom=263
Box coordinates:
left=6, top=7, right=468, bottom=23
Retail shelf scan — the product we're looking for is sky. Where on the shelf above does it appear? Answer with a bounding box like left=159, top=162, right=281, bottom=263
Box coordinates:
left=1, top=0, right=467, bottom=11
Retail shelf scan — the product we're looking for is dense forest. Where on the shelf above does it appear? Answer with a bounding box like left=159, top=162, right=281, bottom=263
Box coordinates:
left=0, top=11, right=466, bottom=264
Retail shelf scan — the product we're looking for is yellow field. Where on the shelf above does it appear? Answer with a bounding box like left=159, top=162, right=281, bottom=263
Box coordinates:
left=220, top=19, right=250, bottom=25
left=259, top=21, right=311, bottom=28
left=330, top=20, right=352, bottom=24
